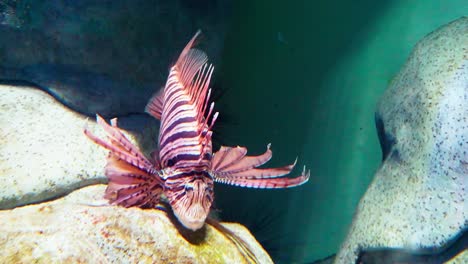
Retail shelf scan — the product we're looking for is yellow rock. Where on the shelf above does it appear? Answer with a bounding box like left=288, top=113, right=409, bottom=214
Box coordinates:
left=0, top=185, right=272, bottom=264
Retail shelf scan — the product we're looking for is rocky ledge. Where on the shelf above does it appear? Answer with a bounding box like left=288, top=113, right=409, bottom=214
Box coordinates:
left=0, top=185, right=272, bottom=263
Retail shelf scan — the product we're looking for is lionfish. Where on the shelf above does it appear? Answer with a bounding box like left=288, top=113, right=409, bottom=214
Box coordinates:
left=84, top=31, right=309, bottom=231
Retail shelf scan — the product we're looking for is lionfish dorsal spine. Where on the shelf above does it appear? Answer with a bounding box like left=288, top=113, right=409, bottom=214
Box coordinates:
left=145, top=88, right=164, bottom=120
left=150, top=30, right=216, bottom=169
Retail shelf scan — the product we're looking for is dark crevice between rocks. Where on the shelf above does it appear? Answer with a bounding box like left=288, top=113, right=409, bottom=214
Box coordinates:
left=0, top=79, right=146, bottom=118
left=308, top=254, right=335, bottom=264
left=309, top=228, right=467, bottom=263
left=205, top=217, right=260, bottom=263
left=375, top=112, right=397, bottom=162
left=0, top=178, right=107, bottom=210
left=155, top=201, right=208, bottom=245
left=155, top=201, right=259, bottom=263
left=357, top=228, right=467, bottom=264
left=216, top=200, right=304, bottom=263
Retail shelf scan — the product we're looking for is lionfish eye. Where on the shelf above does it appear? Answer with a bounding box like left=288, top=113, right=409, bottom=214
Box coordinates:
left=167, top=158, right=176, bottom=167
left=184, top=185, right=194, bottom=191
left=204, top=153, right=211, bottom=160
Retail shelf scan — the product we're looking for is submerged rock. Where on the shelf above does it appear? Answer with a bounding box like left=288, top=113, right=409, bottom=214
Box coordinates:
left=335, top=17, right=467, bottom=263
left=0, top=185, right=272, bottom=263
left=0, top=0, right=231, bottom=116
left=0, top=63, right=153, bottom=117
left=0, top=84, right=158, bottom=209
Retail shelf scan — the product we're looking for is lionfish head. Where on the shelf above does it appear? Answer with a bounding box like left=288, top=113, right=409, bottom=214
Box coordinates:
left=165, top=174, right=214, bottom=231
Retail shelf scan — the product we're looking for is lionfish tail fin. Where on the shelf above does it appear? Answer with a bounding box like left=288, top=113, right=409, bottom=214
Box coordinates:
left=84, top=114, right=163, bottom=207
left=211, top=144, right=310, bottom=189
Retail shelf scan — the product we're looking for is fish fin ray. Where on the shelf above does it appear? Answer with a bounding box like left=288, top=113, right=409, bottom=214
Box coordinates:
left=214, top=144, right=274, bottom=174
left=84, top=115, right=165, bottom=207
left=104, top=154, right=164, bottom=208
left=157, top=30, right=216, bottom=167
left=211, top=144, right=275, bottom=175
left=84, top=114, right=154, bottom=171
left=211, top=146, right=247, bottom=171
left=174, top=30, right=215, bottom=124
left=145, top=88, right=165, bottom=120
left=214, top=166, right=310, bottom=189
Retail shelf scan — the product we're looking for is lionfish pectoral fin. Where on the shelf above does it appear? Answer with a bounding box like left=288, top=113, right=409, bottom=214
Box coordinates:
left=150, top=149, right=161, bottom=169
left=211, top=144, right=310, bottom=188
left=214, top=165, right=310, bottom=189
left=145, top=87, right=165, bottom=120
left=104, top=153, right=163, bottom=207
left=84, top=114, right=163, bottom=207
left=105, top=154, right=164, bottom=208
left=212, top=144, right=273, bottom=172
left=84, top=114, right=154, bottom=170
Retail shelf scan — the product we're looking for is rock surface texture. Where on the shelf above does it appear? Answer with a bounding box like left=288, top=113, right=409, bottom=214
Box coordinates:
left=0, top=185, right=272, bottom=264
left=335, top=17, right=467, bottom=263
left=0, top=85, right=157, bottom=209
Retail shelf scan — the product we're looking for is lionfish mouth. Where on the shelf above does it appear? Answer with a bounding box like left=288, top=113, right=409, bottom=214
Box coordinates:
left=173, top=203, right=209, bottom=231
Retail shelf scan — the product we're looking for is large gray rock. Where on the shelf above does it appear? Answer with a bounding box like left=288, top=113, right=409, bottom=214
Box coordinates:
left=0, top=85, right=157, bottom=209
left=335, top=17, right=467, bottom=263
left=0, top=185, right=272, bottom=263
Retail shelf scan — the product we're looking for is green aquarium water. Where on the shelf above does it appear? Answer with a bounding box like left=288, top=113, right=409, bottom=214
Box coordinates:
left=216, top=0, right=467, bottom=262
left=0, top=0, right=466, bottom=263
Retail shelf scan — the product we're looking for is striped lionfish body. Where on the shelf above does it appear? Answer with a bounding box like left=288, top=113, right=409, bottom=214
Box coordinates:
left=84, top=31, right=310, bottom=231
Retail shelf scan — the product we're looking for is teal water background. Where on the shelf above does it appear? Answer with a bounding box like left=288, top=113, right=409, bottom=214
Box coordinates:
left=215, top=1, right=467, bottom=262
left=1, top=0, right=465, bottom=262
